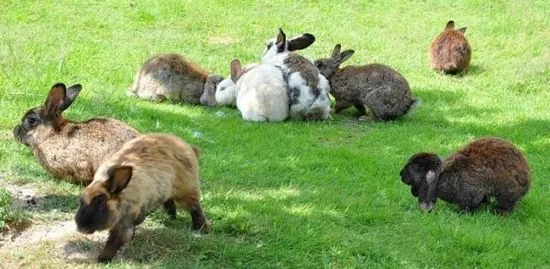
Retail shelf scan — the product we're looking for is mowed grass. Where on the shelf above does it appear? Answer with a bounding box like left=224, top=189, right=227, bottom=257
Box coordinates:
left=1, top=0, right=550, bottom=268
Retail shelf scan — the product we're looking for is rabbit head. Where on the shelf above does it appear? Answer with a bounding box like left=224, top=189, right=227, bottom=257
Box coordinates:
left=314, top=44, right=355, bottom=79
left=212, top=59, right=242, bottom=106
left=262, top=28, right=315, bottom=61
left=200, top=74, right=224, bottom=106
left=444, top=20, right=466, bottom=33
left=75, top=165, right=133, bottom=234
left=400, top=152, right=443, bottom=211
left=13, top=83, right=82, bottom=147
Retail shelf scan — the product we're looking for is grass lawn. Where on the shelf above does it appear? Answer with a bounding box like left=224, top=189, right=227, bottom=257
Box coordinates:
left=1, top=0, right=550, bottom=268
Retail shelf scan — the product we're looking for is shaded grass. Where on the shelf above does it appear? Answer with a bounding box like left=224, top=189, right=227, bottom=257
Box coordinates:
left=1, top=0, right=550, bottom=268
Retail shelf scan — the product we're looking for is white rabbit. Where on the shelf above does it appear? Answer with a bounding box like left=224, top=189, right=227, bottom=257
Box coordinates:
left=204, top=60, right=258, bottom=106
left=231, top=60, right=289, bottom=121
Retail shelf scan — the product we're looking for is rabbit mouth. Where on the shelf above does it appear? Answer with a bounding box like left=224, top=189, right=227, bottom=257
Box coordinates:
left=12, top=125, right=30, bottom=146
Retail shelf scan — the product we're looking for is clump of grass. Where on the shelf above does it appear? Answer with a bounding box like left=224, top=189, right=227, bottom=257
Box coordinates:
left=0, top=188, right=27, bottom=231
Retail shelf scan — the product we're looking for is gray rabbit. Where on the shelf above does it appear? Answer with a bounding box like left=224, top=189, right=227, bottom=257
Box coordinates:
left=314, top=44, right=418, bottom=121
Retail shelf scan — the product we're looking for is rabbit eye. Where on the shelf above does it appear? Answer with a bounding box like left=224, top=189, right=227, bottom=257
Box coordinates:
left=266, top=42, right=274, bottom=50
left=26, top=117, right=39, bottom=127
left=219, top=87, right=225, bottom=92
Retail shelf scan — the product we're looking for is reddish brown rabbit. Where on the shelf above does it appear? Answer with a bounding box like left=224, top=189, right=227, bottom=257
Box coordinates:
left=13, top=83, right=139, bottom=184
left=429, top=20, right=471, bottom=74
left=75, top=134, right=207, bottom=263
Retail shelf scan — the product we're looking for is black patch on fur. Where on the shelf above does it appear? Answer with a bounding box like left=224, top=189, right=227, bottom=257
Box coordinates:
left=67, top=125, right=80, bottom=138
left=288, top=87, right=301, bottom=105
left=273, top=65, right=298, bottom=107
left=75, top=194, right=110, bottom=233
left=84, top=118, right=108, bottom=124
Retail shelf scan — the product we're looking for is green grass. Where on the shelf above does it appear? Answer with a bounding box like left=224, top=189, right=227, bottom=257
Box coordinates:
left=1, top=0, right=550, bottom=268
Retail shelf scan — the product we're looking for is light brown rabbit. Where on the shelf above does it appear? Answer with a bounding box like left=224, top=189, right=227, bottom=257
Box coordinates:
left=429, top=20, right=471, bottom=74
left=75, top=134, right=207, bottom=263
left=13, top=83, right=139, bottom=184
left=128, top=53, right=224, bottom=104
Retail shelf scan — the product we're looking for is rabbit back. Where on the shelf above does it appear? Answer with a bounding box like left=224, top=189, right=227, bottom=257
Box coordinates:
left=430, top=29, right=471, bottom=74
left=34, top=118, right=138, bottom=183
left=130, top=54, right=209, bottom=103
left=236, top=64, right=289, bottom=121
left=332, top=64, right=415, bottom=120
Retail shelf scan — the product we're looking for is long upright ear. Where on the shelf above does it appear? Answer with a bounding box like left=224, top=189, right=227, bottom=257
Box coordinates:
left=276, top=28, right=287, bottom=52
left=338, top=50, right=355, bottom=65
left=331, top=44, right=341, bottom=58
left=458, top=27, right=467, bottom=33
left=230, top=59, right=242, bottom=83
left=106, top=166, right=133, bottom=194
left=44, top=83, right=67, bottom=116
left=59, top=84, right=82, bottom=111
left=288, top=33, right=315, bottom=51
left=445, top=20, right=455, bottom=30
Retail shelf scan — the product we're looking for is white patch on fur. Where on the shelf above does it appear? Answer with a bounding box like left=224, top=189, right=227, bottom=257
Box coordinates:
left=286, top=73, right=312, bottom=118
left=426, top=170, right=437, bottom=184
left=262, top=52, right=288, bottom=66
left=305, top=75, right=331, bottom=120
left=215, top=78, right=236, bottom=105
left=235, top=64, right=289, bottom=122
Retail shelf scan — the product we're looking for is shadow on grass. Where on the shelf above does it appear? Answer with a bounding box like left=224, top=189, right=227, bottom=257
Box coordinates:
left=4, top=87, right=549, bottom=266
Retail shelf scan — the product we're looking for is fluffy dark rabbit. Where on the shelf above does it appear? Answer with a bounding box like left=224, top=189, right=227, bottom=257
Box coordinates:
left=400, top=137, right=530, bottom=214
left=128, top=53, right=224, bottom=104
left=75, top=134, right=208, bottom=263
left=314, top=44, right=418, bottom=121
left=429, top=20, right=471, bottom=74
left=13, top=83, right=139, bottom=184
left=262, top=28, right=331, bottom=121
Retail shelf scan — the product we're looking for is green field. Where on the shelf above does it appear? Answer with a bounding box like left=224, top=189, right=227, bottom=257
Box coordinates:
left=1, top=0, right=549, bottom=268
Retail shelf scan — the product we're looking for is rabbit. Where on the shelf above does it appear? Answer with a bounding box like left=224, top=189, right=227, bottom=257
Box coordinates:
left=261, top=28, right=331, bottom=121
left=229, top=59, right=289, bottom=121
left=13, top=83, right=139, bottom=184
left=75, top=134, right=208, bottom=263
left=429, top=20, right=472, bottom=74
left=399, top=137, right=530, bottom=214
left=128, top=53, right=224, bottom=104
left=314, top=44, right=418, bottom=121
left=201, top=59, right=258, bottom=107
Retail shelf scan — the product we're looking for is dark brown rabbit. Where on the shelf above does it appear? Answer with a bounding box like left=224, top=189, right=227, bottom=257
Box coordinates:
left=429, top=20, right=471, bottom=74
left=13, top=83, right=139, bottom=184
left=400, top=137, right=530, bottom=214
left=314, top=44, right=418, bottom=121
left=75, top=134, right=207, bottom=263
left=128, top=53, right=223, bottom=105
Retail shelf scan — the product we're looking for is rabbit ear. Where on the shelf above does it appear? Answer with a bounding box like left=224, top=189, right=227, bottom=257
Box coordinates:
left=44, top=83, right=82, bottom=115
left=331, top=44, right=341, bottom=58
left=458, top=27, right=467, bottom=33
left=44, top=83, right=67, bottom=116
left=288, top=33, right=315, bottom=51
left=60, top=84, right=82, bottom=111
left=106, top=165, right=133, bottom=194
left=230, top=59, right=241, bottom=83
left=276, top=28, right=287, bottom=52
left=445, top=20, right=455, bottom=30
left=338, top=50, right=355, bottom=64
